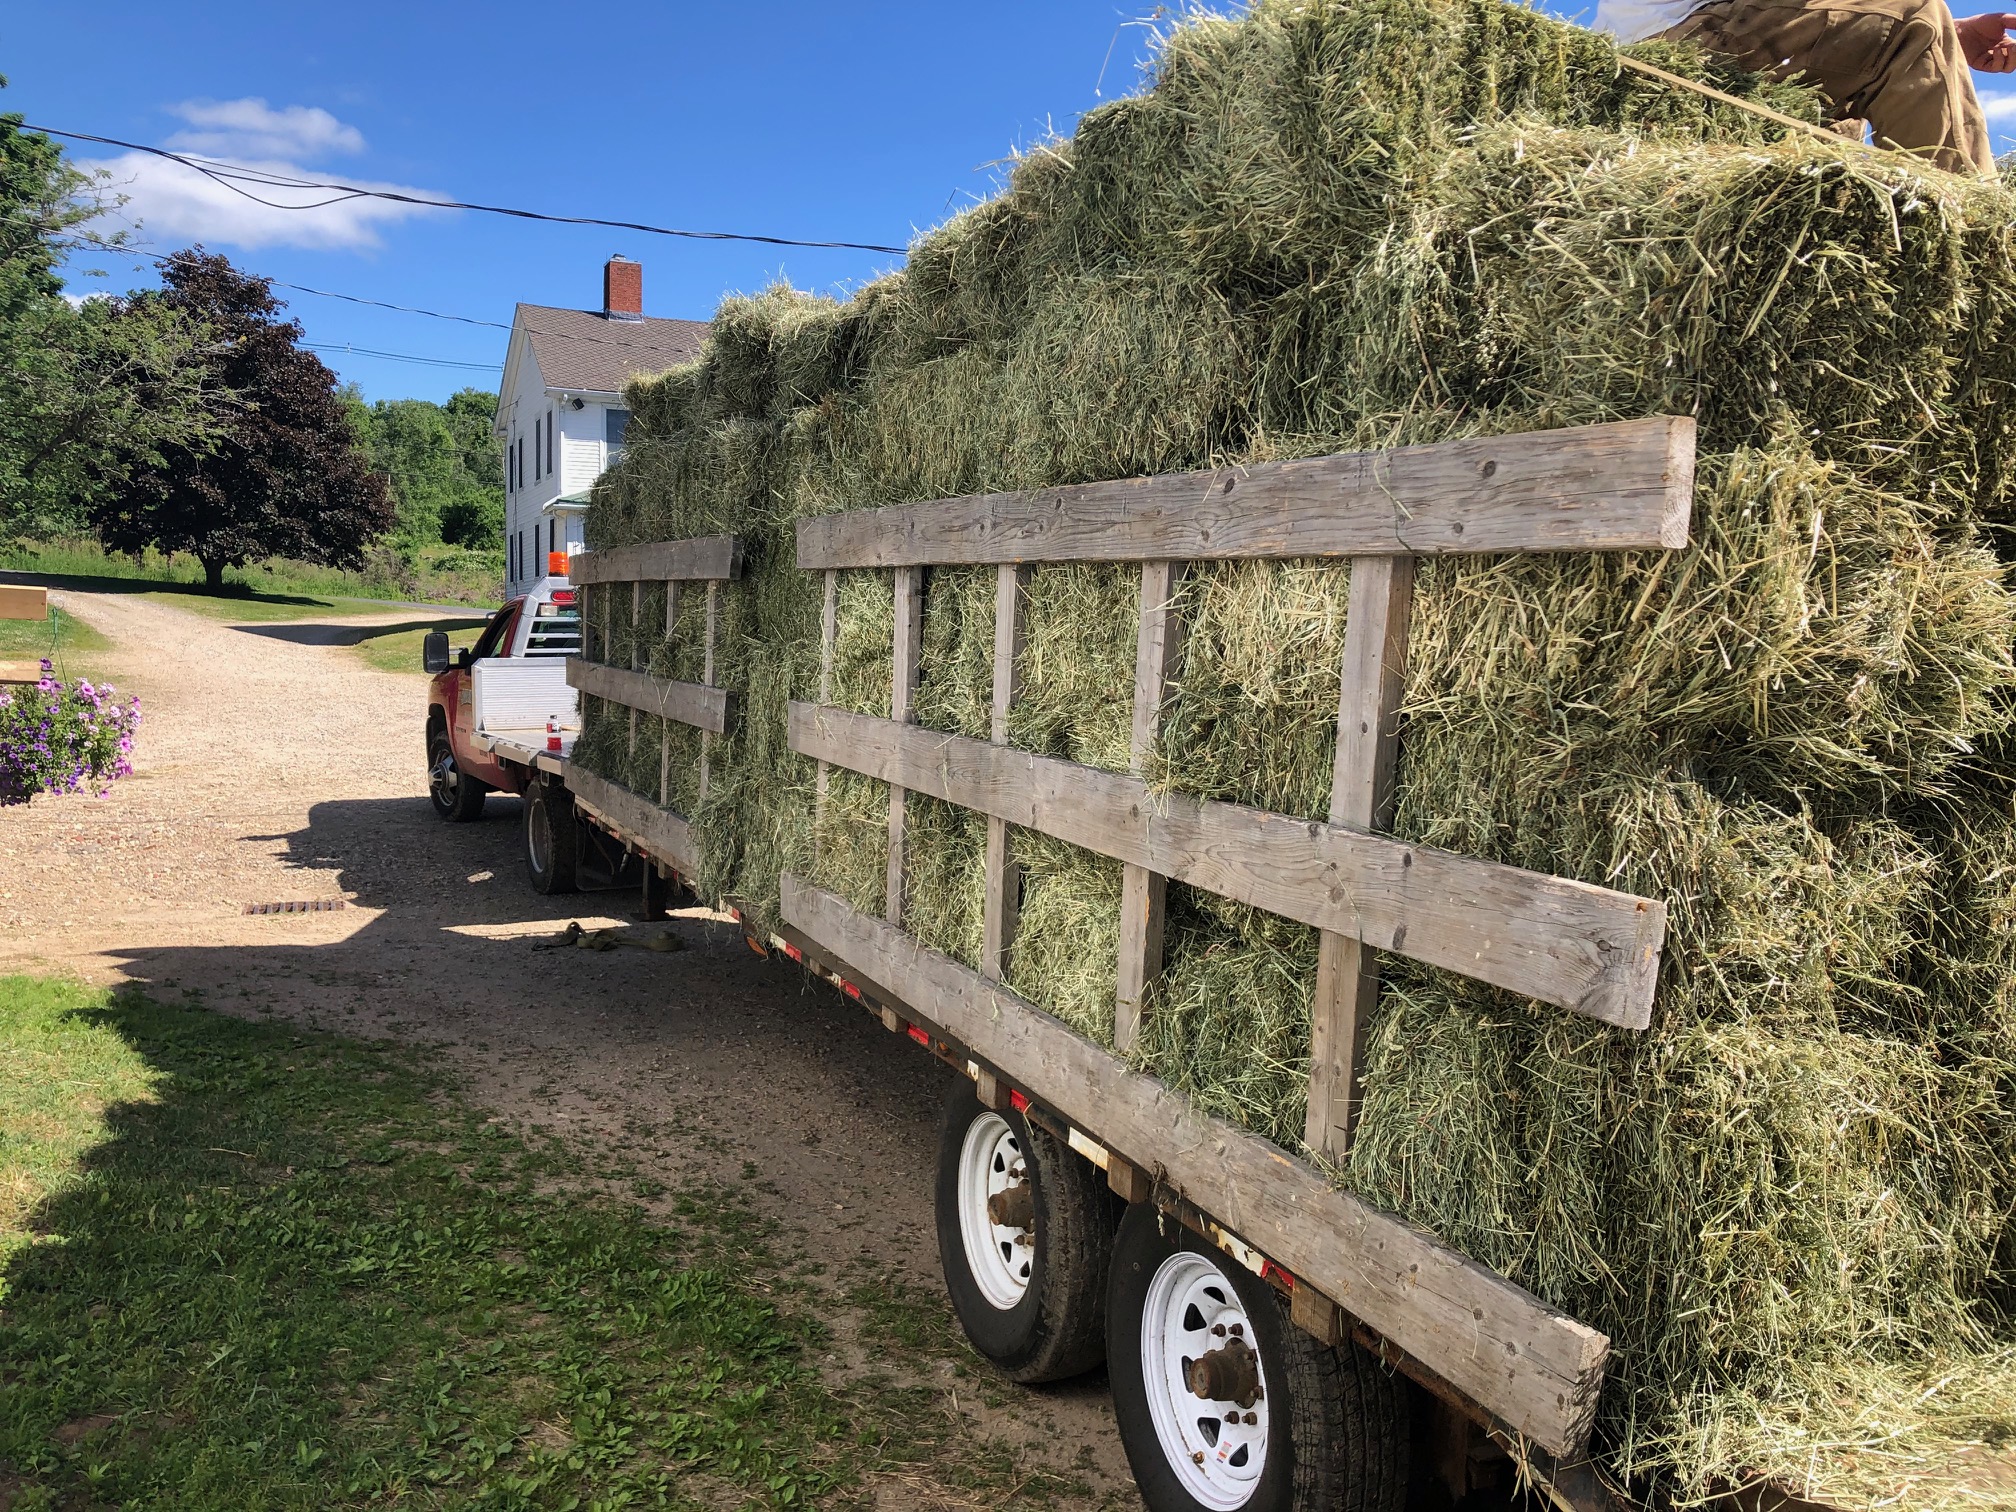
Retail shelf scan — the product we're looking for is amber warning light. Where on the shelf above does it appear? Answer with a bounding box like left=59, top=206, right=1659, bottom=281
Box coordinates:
left=548, top=551, right=570, bottom=579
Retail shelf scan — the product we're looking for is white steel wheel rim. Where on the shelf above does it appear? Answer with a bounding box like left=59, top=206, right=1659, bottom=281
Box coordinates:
left=956, top=1111, right=1032, bottom=1310
left=1140, top=1250, right=1270, bottom=1510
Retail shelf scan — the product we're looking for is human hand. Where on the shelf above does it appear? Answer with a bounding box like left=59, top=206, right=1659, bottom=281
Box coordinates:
left=1956, top=11, right=2016, bottom=71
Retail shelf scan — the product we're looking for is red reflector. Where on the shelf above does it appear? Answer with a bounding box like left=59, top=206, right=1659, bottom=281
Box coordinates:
left=906, top=1025, right=930, bottom=1047
left=551, top=589, right=576, bottom=606
left=841, top=981, right=861, bottom=999
left=1010, top=1090, right=1030, bottom=1112
left=784, top=943, right=803, bottom=961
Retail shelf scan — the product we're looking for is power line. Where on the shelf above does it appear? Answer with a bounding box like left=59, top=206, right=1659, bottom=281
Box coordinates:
left=301, top=341, right=502, bottom=371
left=25, top=122, right=911, bottom=256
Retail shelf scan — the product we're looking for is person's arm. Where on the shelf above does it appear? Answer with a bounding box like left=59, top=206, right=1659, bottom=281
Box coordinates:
left=1956, top=11, right=2016, bottom=71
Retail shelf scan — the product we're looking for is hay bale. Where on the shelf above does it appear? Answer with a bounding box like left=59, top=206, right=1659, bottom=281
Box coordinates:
left=580, top=0, right=2016, bottom=1499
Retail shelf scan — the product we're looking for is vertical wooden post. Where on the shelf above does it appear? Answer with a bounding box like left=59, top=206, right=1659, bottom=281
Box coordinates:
left=1115, top=560, right=1185, bottom=1053
left=981, top=563, right=1030, bottom=982
left=814, top=569, right=838, bottom=851
left=699, top=581, right=719, bottom=801
left=659, top=580, right=679, bottom=806
left=580, top=583, right=594, bottom=664
left=1305, top=555, right=1415, bottom=1161
left=886, top=566, right=923, bottom=924
left=627, top=580, right=642, bottom=754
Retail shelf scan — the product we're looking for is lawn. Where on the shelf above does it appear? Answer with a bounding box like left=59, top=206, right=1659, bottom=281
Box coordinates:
left=0, top=607, right=111, bottom=672
left=0, top=977, right=1074, bottom=1511
left=1, top=538, right=502, bottom=615
left=352, top=620, right=491, bottom=676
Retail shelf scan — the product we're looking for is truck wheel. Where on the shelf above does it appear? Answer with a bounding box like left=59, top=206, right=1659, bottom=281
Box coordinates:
left=1106, top=1203, right=1409, bottom=1512
left=934, top=1081, right=1112, bottom=1384
left=524, top=780, right=580, bottom=895
left=427, top=730, right=487, bottom=822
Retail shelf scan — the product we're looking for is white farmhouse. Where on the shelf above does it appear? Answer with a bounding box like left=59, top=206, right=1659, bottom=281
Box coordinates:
left=495, top=255, right=708, bottom=598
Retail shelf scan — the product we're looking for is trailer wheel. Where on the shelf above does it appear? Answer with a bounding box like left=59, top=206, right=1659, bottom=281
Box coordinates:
left=1106, top=1203, right=1409, bottom=1512
left=427, top=730, right=487, bottom=822
left=524, top=780, right=579, bottom=894
left=934, top=1081, right=1112, bottom=1383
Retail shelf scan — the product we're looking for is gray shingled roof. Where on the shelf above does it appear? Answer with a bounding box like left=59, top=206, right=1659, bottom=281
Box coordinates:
left=517, top=304, right=710, bottom=393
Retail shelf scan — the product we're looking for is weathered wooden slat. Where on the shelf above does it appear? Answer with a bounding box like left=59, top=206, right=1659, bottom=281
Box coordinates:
left=796, top=417, right=1693, bottom=569
left=567, top=764, right=699, bottom=879
left=659, top=580, right=680, bottom=806
left=1116, top=561, right=1185, bottom=1053
left=788, top=703, right=1664, bottom=1027
left=1307, top=556, right=1415, bottom=1160
left=779, top=872, right=1609, bottom=1456
left=570, top=536, right=743, bottom=585
left=815, top=569, right=838, bottom=843
left=887, top=566, right=923, bottom=924
left=700, top=582, right=719, bottom=801
left=567, top=661, right=732, bottom=735
left=627, top=580, right=643, bottom=754
left=982, top=564, right=1030, bottom=983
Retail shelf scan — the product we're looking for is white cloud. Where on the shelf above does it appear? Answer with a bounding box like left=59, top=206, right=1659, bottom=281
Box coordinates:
left=166, top=97, right=366, bottom=159
left=74, top=97, right=452, bottom=253
left=1980, top=89, right=2016, bottom=123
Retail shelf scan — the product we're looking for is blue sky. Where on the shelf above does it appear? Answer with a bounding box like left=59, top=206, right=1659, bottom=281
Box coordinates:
left=9, top=2, right=2016, bottom=406
left=2, top=3, right=1174, bottom=403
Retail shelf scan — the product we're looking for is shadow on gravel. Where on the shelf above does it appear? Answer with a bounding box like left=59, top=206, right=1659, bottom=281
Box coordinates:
left=0, top=568, right=331, bottom=608
left=233, top=616, right=488, bottom=648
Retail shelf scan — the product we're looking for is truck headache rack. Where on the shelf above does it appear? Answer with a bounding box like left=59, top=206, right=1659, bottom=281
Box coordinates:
left=779, top=415, right=1694, bottom=1459
left=565, top=535, right=745, bottom=881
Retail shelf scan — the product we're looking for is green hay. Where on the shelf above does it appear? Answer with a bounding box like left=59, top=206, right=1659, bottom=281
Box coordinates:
left=576, top=0, right=2016, bottom=1499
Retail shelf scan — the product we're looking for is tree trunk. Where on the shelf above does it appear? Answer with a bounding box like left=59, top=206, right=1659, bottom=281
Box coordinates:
left=202, top=556, right=226, bottom=591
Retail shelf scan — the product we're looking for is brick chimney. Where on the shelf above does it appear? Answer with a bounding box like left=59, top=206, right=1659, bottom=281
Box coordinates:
left=603, top=255, right=643, bottom=321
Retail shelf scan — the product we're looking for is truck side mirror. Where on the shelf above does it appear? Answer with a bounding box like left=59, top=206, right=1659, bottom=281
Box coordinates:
left=422, top=631, right=450, bottom=674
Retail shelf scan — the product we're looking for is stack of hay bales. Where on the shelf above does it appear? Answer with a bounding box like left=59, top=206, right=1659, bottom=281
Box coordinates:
left=576, top=0, right=2016, bottom=1500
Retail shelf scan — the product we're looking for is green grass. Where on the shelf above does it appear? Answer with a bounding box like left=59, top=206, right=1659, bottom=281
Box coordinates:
left=0, top=608, right=110, bottom=669
left=132, top=589, right=399, bottom=623
left=0, top=977, right=1081, bottom=1511
left=1, top=537, right=502, bottom=612
left=351, top=622, right=481, bottom=676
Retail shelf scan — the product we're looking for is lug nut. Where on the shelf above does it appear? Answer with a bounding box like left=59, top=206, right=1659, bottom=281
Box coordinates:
left=1192, top=1452, right=1205, bottom=1464
left=1229, top=1322, right=1245, bottom=1338
left=1245, top=1412, right=1259, bottom=1425
left=1212, top=1324, right=1227, bottom=1337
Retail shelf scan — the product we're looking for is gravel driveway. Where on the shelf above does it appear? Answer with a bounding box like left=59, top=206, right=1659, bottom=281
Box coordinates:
left=0, top=589, right=1134, bottom=1508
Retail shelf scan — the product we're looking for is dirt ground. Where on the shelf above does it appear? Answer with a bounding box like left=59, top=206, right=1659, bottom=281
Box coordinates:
left=0, top=589, right=1139, bottom=1509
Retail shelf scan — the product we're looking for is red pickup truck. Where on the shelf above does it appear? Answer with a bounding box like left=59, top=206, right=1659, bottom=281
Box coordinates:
left=422, top=570, right=637, bottom=894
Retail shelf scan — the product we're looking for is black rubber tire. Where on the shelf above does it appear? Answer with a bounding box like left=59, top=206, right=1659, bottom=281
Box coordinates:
left=427, top=729, right=487, bottom=822
left=1106, top=1203, right=1410, bottom=1512
left=524, top=780, right=580, bottom=894
left=934, top=1081, right=1114, bottom=1384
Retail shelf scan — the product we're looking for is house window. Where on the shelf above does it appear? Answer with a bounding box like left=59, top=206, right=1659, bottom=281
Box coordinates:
left=605, top=408, right=629, bottom=449
left=508, top=532, right=517, bottom=582
left=545, top=410, right=555, bottom=476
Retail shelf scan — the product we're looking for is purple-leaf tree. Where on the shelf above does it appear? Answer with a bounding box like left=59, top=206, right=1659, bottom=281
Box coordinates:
left=0, top=661, right=140, bottom=805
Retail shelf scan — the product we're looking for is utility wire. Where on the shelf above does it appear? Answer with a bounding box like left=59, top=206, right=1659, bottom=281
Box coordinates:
left=301, top=341, right=502, bottom=371
left=19, top=213, right=715, bottom=361
left=24, top=122, right=911, bottom=255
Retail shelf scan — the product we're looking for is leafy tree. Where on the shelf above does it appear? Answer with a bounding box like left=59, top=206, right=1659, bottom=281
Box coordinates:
left=438, top=388, right=504, bottom=550
left=0, top=98, right=220, bottom=535
left=359, top=388, right=503, bottom=553
left=91, top=251, right=392, bottom=589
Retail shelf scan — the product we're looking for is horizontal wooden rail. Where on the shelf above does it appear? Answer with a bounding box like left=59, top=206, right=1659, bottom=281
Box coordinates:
left=570, top=661, right=733, bottom=735
left=796, top=417, right=1692, bottom=569
left=789, top=703, right=1664, bottom=1027
left=570, top=535, right=743, bottom=586
left=780, top=872, right=1609, bottom=1457
left=565, top=765, right=699, bottom=878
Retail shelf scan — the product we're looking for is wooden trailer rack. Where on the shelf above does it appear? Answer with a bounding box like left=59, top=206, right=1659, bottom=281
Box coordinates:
left=561, top=415, right=1697, bottom=1501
